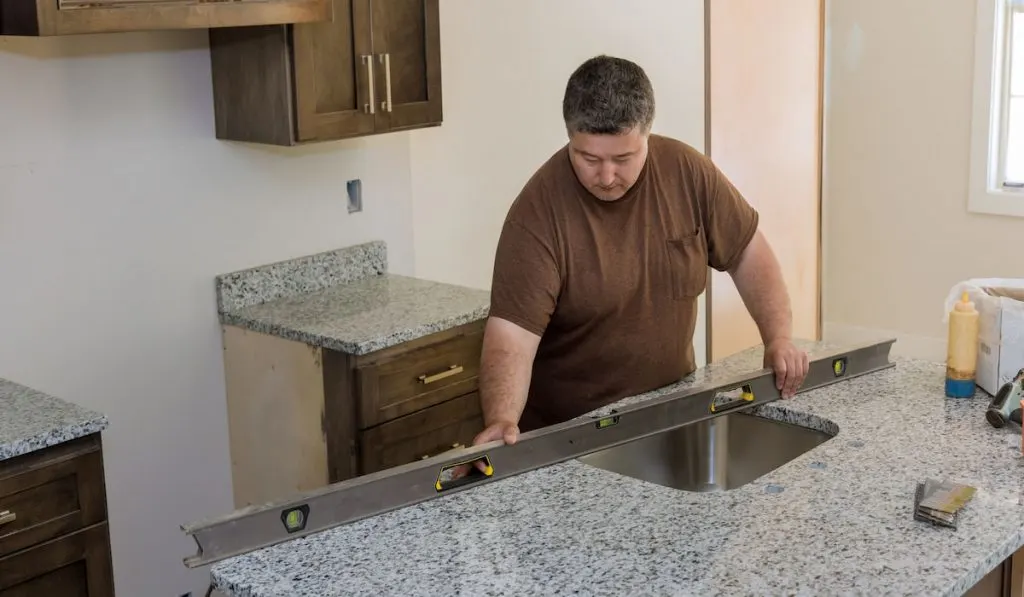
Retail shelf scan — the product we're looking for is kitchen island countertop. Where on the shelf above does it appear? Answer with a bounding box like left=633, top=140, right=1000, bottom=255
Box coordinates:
left=206, top=337, right=1024, bottom=596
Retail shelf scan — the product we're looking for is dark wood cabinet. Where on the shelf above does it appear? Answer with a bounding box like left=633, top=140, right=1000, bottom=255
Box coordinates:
left=0, top=0, right=329, bottom=36
left=0, top=434, right=114, bottom=596
left=221, top=320, right=483, bottom=508
left=208, top=0, right=442, bottom=146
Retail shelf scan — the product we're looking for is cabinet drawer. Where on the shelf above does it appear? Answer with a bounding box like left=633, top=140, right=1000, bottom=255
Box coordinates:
left=0, top=521, right=114, bottom=596
left=359, top=392, right=483, bottom=474
left=355, top=326, right=483, bottom=428
left=0, top=435, right=107, bottom=557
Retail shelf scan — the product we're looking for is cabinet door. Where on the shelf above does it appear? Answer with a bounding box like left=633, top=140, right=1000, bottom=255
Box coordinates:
left=370, top=0, right=442, bottom=132
left=293, top=0, right=377, bottom=141
left=0, top=522, right=114, bottom=597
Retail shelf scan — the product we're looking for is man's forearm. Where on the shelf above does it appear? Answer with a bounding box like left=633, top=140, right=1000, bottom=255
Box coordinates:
left=728, top=230, right=793, bottom=346
left=478, top=317, right=539, bottom=427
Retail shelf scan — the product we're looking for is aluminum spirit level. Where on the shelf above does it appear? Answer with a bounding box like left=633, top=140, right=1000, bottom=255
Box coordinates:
left=182, top=337, right=896, bottom=568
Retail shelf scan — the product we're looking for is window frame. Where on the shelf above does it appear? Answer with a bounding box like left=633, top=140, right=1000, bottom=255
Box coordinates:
left=969, top=0, right=1024, bottom=217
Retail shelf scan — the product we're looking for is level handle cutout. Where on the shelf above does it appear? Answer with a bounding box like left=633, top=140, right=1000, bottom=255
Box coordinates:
left=435, top=455, right=493, bottom=492
left=709, top=383, right=755, bottom=413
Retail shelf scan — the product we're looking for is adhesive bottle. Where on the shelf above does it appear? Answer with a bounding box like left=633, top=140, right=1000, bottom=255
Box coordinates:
left=945, top=291, right=979, bottom=398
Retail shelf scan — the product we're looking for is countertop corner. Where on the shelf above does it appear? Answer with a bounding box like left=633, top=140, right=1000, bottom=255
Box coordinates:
left=0, top=377, right=109, bottom=462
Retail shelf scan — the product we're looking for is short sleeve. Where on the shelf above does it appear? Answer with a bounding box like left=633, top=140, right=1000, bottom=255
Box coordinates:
left=488, top=220, right=561, bottom=337
left=700, top=158, right=760, bottom=272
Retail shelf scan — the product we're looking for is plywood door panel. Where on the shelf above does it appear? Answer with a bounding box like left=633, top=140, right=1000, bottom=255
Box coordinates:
left=707, top=0, right=823, bottom=361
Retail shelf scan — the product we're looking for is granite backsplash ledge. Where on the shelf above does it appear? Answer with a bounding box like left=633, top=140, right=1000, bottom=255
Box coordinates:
left=215, top=240, right=387, bottom=313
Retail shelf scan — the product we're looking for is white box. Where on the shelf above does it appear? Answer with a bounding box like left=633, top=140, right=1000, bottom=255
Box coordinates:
left=948, top=279, right=1024, bottom=395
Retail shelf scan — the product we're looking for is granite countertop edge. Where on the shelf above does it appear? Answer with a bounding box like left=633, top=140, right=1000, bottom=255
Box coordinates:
left=219, top=304, right=491, bottom=355
left=0, top=414, right=110, bottom=462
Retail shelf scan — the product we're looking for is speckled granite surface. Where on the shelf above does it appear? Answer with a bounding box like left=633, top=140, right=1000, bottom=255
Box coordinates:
left=215, top=241, right=491, bottom=355
left=208, top=337, right=1024, bottom=597
left=216, top=241, right=388, bottom=313
left=0, top=378, right=108, bottom=461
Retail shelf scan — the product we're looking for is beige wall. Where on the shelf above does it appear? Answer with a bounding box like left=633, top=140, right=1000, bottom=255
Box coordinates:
left=0, top=31, right=414, bottom=596
left=822, top=0, right=1022, bottom=360
left=408, top=0, right=709, bottom=366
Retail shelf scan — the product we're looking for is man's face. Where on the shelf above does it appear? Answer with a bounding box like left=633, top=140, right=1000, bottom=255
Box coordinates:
left=567, top=127, right=649, bottom=202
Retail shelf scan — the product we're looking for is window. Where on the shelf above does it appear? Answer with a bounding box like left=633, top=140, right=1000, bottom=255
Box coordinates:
left=969, top=0, right=1024, bottom=216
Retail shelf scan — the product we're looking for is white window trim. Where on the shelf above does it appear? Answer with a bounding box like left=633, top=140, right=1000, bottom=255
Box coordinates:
left=969, top=0, right=1024, bottom=217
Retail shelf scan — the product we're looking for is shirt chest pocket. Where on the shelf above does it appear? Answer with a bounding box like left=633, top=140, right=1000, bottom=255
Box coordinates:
left=666, top=228, right=708, bottom=299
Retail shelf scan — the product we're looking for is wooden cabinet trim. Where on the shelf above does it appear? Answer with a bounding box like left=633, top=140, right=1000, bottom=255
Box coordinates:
left=2, top=0, right=330, bottom=36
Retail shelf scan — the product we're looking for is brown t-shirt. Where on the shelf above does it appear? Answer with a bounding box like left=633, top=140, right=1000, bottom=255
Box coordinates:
left=489, top=134, right=759, bottom=431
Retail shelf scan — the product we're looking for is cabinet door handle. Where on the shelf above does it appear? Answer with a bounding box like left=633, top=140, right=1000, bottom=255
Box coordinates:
left=0, top=510, right=16, bottom=525
left=418, top=364, right=463, bottom=385
left=379, top=53, right=393, bottom=112
left=362, top=54, right=376, bottom=115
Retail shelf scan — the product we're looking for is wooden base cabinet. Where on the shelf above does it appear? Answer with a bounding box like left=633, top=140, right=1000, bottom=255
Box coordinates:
left=0, top=434, right=114, bottom=596
left=222, top=320, right=484, bottom=508
left=208, top=0, right=442, bottom=146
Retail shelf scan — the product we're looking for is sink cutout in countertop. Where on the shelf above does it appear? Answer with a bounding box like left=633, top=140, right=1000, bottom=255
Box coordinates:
left=576, top=412, right=836, bottom=492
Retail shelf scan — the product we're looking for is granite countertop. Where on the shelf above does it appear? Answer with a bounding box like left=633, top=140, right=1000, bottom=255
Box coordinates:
left=0, top=378, right=109, bottom=461
left=206, top=337, right=1024, bottom=597
left=215, top=241, right=490, bottom=355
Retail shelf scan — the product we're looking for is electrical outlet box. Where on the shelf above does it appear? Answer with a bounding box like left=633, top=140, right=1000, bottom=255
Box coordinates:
left=346, top=179, right=362, bottom=213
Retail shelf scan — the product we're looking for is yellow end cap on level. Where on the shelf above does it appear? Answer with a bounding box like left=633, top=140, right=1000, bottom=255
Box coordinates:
left=484, top=464, right=494, bottom=476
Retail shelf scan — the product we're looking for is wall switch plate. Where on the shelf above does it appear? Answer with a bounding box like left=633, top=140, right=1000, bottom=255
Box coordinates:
left=346, top=179, right=363, bottom=213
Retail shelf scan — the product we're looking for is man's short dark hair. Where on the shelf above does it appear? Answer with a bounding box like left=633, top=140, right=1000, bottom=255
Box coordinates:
left=562, top=55, right=656, bottom=135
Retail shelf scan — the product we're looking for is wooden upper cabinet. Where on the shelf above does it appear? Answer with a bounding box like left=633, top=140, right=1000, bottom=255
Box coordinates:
left=208, top=0, right=442, bottom=146
left=0, top=0, right=329, bottom=36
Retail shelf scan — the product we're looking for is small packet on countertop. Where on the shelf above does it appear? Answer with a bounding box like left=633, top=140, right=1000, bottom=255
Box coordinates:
left=914, top=478, right=977, bottom=528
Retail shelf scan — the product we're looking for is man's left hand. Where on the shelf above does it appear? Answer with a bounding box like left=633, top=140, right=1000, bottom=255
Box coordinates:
left=764, top=339, right=809, bottom=398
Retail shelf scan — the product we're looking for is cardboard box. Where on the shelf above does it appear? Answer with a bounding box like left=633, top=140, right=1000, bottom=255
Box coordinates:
left=949, top=279, right=1024, bottom=395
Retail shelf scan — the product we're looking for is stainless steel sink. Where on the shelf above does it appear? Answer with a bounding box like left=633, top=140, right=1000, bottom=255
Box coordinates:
left=576, top=412, right=834, bottom=492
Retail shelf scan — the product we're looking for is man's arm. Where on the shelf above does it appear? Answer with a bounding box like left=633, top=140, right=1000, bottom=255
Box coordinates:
left=473, top=316, right=541, bottom=445
left=727, top=229, right=808, bottom=397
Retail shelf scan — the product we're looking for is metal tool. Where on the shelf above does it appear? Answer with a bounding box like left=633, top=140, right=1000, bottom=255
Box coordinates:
left=985, top=367, right=1024, bottom=428
left=181, top=337, right=896, bottom=569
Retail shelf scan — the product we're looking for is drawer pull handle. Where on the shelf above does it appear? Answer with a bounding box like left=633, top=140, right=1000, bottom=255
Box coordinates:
left=418, top=365, right=463, bottom=385
left=0, top=510, right=16, bottom=525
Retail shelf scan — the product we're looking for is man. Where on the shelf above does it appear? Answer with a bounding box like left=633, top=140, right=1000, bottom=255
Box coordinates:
left=474, top=55, right=808, bottom=447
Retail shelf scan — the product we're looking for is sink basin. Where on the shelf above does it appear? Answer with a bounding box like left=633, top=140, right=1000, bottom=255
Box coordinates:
left=576, top=412, right=835, bottom=492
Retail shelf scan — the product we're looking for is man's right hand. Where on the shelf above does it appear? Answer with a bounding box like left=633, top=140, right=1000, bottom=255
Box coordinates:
left=473, top=421, right=520, bottom=446
left=466, top=420, right=519, bottom=473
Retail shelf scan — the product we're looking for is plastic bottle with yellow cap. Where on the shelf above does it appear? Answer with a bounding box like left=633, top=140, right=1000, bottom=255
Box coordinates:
left=945, top=291, right=979, bottom=398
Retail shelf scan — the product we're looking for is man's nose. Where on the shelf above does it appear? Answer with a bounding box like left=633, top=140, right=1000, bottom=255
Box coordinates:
left=599, top=166, right=616, bottom=186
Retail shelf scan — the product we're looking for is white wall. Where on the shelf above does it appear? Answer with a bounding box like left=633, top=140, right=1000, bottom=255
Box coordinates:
left=0, top=31, right=414, bottom=596
left=822, top=0, right=1023, bottom=361
left=408, top=0, right=709, bottom=366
